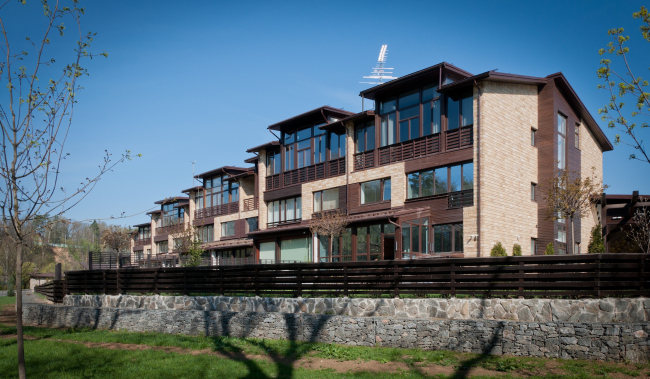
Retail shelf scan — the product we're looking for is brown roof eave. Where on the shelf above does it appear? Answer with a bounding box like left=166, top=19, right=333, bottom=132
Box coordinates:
left=320, top=110, right=375, bottom=132
left=244, top=156, right=259, bottom=164
left=437, top=71, right=547, bottom=93
left=548, top=73, right=614, bottom=152
left=154, top=196, right=189, bottom=205
left=132, top=222, right=151, bottom=228
left=246, top=140, right=279, bottom=153
left=181, top=186, right=203, bottom=194
left=267, top=106, right=355, bottom=132
left=194, top=166, right=251, bottom=179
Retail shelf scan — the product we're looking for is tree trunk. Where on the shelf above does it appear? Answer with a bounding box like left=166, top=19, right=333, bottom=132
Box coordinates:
left=16, top=242, right=25, bottom=379
left=329, top=235, right=333, bottom=262
left=569, top=216, right=574, bottom=255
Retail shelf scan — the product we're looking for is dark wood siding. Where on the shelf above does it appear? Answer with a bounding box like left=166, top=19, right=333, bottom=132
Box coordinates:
left=338, top=185, right=347, bottom=213
left=403, top=197, right=463, bottom=225
left=347, top=183, right=392, bottom=215
left=235, top=219, right=246, bottom=238
left=404, top=143, right=473, bottom=173
left=264, top=184, right=302, bottom=202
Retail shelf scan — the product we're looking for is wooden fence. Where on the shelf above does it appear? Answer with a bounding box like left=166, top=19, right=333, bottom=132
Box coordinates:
left=34, top=280, right=67, bottom=303
left=62, top=254, right=650, bottom=299
left=88, top=252, right=133, bottom=270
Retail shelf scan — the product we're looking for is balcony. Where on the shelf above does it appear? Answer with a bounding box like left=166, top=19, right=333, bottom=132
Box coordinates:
left=267, top=218, right=301, bottom=229
left=155, top=222, right=184, bottom=235
left=243, top=197, right=258, bottom=212
left=355, top=126, right=473, bottom=171
left=448, top=190, right=474, bottom=208
left=265, top=157, right=345, bottom=191
left=133, top=238, right=151, bottom=247
left=195, top=202, right=239, bottom=219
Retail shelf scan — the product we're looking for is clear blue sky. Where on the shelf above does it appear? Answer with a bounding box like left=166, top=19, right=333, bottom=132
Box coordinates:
left=6, top=0, right=650, bottom=226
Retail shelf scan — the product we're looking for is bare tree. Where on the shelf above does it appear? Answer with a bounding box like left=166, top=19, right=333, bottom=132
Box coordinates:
left=597, top=6, right=650, bottom=167
left=626, top=198, right=650, bottom=254
left=309, top=209, right=348, bottom=262
left=171, top=225, right=206, bottom=267
left=0, top=2, right=137, bottom=377
left=100, top=225, right=131, bottom=253
left=540, top=169, right=608, bottom=255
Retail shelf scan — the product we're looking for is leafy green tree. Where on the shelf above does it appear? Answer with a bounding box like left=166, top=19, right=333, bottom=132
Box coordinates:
left=597, top=6, right=650, bottom=167
left=588, top=224, right=606, bottom=253
left=90, top=220, right=101, bottom=251
left=490, top=241, right=507, bottom=257
left=512, top=244, right=522, bottom=256
left=545, top=243, right=555, bottom=255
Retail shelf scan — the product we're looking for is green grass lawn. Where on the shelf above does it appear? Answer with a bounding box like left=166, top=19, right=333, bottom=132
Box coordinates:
left=0, top=296, right=15, bottom=307
left=1, top=323, right=648, bottom=378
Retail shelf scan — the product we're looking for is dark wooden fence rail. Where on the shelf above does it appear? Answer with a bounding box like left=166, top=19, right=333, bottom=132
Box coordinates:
left=34, top=280, right=67, bottom=303
left=63, top=254, right=650, bottom=299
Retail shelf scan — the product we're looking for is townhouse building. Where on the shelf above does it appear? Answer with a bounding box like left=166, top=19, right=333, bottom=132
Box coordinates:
left=130, top=62, right=613, bottom=264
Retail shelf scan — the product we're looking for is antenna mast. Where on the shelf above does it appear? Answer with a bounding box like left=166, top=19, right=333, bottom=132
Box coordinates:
left=360, top=44, right=398, bottom=85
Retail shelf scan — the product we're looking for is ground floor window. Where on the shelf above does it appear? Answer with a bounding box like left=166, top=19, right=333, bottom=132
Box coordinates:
left=215, top=248, right=253, bottom=259
left=134, top=251, right=144, bottom=260
left=259, top=241, right=275, bottom=262
left=317, top=223, right=394, bottom=262
left=402, top=218, right=429, bottom=258
left=197, top=224, right=213, bottom=243
left=280, top=238, right=311, bottom=262
left=433, top=223, right=463, bottom=253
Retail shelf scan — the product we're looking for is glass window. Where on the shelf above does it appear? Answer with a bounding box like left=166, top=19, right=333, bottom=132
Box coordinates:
left=558, top=135, right=566, bottom=169
left=246, top=217, right=258, bottom=233
left=421, top=84, right=438, bottom=102
left=259, top=241, right=275, bottom=262
left=449, top=165, right=461, bottom=192
left=267, top=150, right=281, bottom=175
left=230, top=182, right=239, bottom=203
left=297, top=127, right=312, bottom=141
left=360, top=178, right=390, bottom=204
left=402, top=218, right=429, bottom=257
left=408, top=172, right=420, bottom=199
left=285, top=145, right=294, bottom=171
left=435, top=167, right=448, bottom=194
left=221, top=221, right=235, bottom=237
left=531, top=239, right=536, bottom=255
left=329, top=133, right=346, bottom=159
left=380, top=98, right=396, bottom=114
left=356, top=120, right=375, bottom=153
left=461, top=96, right=473, bottom=127
left=558, top=229, right=566, bottom=243
left=314, top=188, right=339, bottom=212
left=313, top=123, right=326, bottom=136
left=266, top=197, right=302, bottom=226
left=447, top=98, right=459, bottom=130
left=356, top=227, right=367, bottom=261
left=398, top=89, right=419, bottom=109
left=558, top=113, right=567, bottom=134
left=462, top=162, right=473, bottom=190
left=531, top=129, right=536, bottom=147
left=531, top=183, right=536, bottom=201
left=195, top=190, right=204, bottom=210
left=156, top=241, right=168, bottom=255
left=380, top=113, right=396, bottom=147
left=280, top=238, right=311, bottom=262
left=575, top=124, right=580, bottom=149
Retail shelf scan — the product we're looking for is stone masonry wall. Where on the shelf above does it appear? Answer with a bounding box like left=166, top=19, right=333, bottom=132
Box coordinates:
left=63, top=295, right=650, bottom=324
left=23, top=303, right=650, bottom=362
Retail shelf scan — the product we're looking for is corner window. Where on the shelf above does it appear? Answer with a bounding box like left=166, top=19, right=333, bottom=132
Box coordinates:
left=360, top=178, right=390, bottom=204
left=296, top=127, right=312, bottom=169
left=267, top=196, right=302, bottom=227
left=162, top=203, right=184, bottom=227
left=447, top=94, right=472, bottom=131
left=221, top=221, right=235, bottom=237
left=329, top=132, right=346, bottom=159
left=195, top=190, right=204, bottom=210
left=202, top=175, right=237, bottom=207
left=266, top=150, right=281, bottom=175
left=355, top=120, right=375, bottom=153
left=313, top=188, right=339, bottom=212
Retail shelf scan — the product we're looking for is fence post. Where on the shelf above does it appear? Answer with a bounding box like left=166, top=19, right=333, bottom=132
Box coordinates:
left=595, top=256, right=601, bottom=298
left=450, top=263, right=456, bottom=298
left=343, top=265, right=348, bottom=298
left=54, top=263, right=61, bottom=281
left=219, top=266, right=224, bottom=296
left=183, top=267, right=188, bottom=295
left=297, top=266, right=302, bottom=298
left=393, top=263, right=399, bottom=298
left=103, top=271, right=107, bottom=295
left=518, top=261, right=524, bottom=298
left=640, top=255, right=645, bottom=294
left=116, top=269, right=121, bottom=295
left=154, top=268, right=159, bottom=294
left=88, top=252, right=93, bottom=271
left=254, top=267, right=260, bottom=297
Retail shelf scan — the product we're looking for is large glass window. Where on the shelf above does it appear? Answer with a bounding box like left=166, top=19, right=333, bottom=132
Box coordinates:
left=267, top=196, right=302, bottom=227
left=314, top=188, right=339, bottom=212
left=221, top=221, right=235, bottom=237
left=246, top=217, right=258, bottom=233
left=380, top=113, right=396, bottom=147
left=266, top=150, right=281, bottom=175
left=360, top=178, right=391, bottom=204
left=355, top=120, right=375, bottom=153
left=280, top=238, right=311, bottom=262
left=398, top=90, right=420, bottom=142
left=329, top=132, right=346, bottom=159
left=447, top=94, right=472, bottom=131
left=137, top=226, right=151, bottom=240
left=462, top=162, right=474, bottom=190
left=259, top=242, right=276, bottom=262
left=162, top=203, right=184, bottom=227
left=433, top=223, right=463, bottom=253
left=200, top=175, right=238, bottom=208
left=156, top=240, right=168, bottom=255
left=197, top=224, right=213, bottom=243
left=402, top=218, right=429, bottom=258
left=195, top=190, right=204, bottom=210
left=558, top=113, right=567, bottom=169
left=296, top=128, right=312, bottom=169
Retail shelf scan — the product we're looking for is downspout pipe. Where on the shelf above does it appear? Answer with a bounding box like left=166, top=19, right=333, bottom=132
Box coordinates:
left=474, top=79, right=481, bottom=257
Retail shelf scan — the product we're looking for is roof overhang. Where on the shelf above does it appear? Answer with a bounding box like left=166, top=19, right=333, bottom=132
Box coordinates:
left=195, top=166, right=251, bottom=180
left=359, top=62, right=473, bottom=101
left=320, top=110, right=375, bottom=133
left=132, top=222, right=151, bottom=228
left=154, top=196, right=189, bottom=205
left=181, top=186, right=203, bottom=194
left=244, top=156, right=259, bottom=164
left=267, top=106, right=355, bottom=133
left=202, top=238, right=254, bottom=251
left=246, top=141, right=280, bottom=153
left=438, top=71, right=547, bottom=94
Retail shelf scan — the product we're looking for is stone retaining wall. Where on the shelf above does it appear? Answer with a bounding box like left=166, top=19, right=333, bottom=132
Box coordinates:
left=23, top=303, right=650, bottom=363
left=64, top=295, right=650, bottom=324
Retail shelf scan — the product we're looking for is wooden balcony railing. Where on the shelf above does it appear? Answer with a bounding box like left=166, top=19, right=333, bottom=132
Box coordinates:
left=133, top=238, right=151, bottom=247
left=354, top=126, right=474, bottom=171
left=448, top=189, right=474, bottom=208
left=194, top=202, right=239, bottom=219
left=155, top=222, right=185, bottom=236
left=265, top=157, right=346, bottom=190
left=243, top=197, right=258, bottom=211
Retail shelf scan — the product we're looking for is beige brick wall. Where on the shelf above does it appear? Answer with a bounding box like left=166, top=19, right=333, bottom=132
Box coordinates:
left=477, top=81, right=538, bottom=256
left=240, top=176, right=255, bottom=200
left=258, top=150, right=268, bottom=230
left=463, top=205, right=478, bottom=256
left=579, top=122, right=604, bottom=253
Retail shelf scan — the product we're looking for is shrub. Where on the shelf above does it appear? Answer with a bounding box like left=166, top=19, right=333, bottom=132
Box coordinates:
left=544, top=242, right=555, bottom=255
left=490, top=241, right=507, bottom=257
left=588, top=224, right=605, bottom=254
left=6, top=280, right=15, bottom=297
left=512, top=244, right=522, bottom=256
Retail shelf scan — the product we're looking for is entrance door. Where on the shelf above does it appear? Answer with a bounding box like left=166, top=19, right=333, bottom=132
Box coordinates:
left=383, top=235, right=395, bottom=260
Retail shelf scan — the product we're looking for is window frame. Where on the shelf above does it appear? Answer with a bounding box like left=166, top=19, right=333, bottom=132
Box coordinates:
left=557, top=113, right=567, bottom=169
left=200, top=175, right=238, bottom=209
left=407, top=162, right=473, bottom=200
left=401, top=218, right=429, bottom=258
left=432, top=223, right=464, bottom=254
left=313, top=188, right=339, bottom=213
left=266, top=196, right=302, bottom=227
left=355, top=120, right=375, bottom=153
left=245, top=217, right=258, bottom=233
left=531, top=183, right=537, bottom=201
left=574, top=123, right=580, bottom=149
left=360, top=178, right=391, bottom=205
left=531, top=128, right=536, bottom=147
left=221, top=221, right=235, bottom=237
